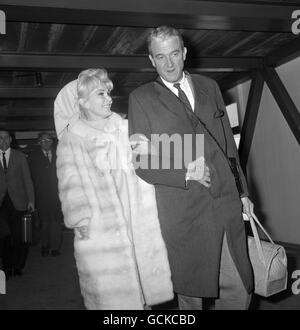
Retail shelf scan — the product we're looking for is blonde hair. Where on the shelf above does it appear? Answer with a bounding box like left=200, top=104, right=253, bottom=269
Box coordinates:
left=77, top=68, right=113, bottom=118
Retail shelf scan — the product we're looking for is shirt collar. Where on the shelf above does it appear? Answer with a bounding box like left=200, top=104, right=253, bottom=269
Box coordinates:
left=42, top=149, right=51, bottom=155
left=1, top=147, right=11, bottom=155
left=160, top=72, right=186, bottom=90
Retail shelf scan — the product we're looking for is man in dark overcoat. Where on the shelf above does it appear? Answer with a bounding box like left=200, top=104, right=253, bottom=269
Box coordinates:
left=128, top=26, right=255, bottom=309
left=0, top=130, right=34, bottom=278
left=29, top=132, right=63, bottom=256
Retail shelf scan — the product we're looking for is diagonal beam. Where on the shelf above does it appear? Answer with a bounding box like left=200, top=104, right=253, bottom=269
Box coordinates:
left=0, top=53, right=264, bottom=72
left=2, top=0, right=298, bottom=32
left=262, top=67, right=300, bottom=146
left=238, top=71, right=264, bottom=171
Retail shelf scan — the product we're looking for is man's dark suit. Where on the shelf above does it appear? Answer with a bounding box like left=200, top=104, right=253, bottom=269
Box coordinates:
left=0, top=149, right=34, bottom=273
left=29, top=148, right=62, bottom=253
left=128, top=74, right=254, bottom=298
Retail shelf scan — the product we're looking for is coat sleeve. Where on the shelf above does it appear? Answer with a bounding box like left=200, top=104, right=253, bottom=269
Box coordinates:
left=128, top=91, right=188, bottom=189
left=20, top=153, right=35, bottom=206
left=56, top=133, right=91, bottom=228
left=214, top=81, right=249, bottom=197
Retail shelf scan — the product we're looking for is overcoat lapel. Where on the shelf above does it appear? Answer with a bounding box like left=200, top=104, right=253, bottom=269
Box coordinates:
left=154, top=77, right=190, bottom=122
left=7, top=149, right=16, bottom=171
left=188, top=74, right=211, bottom=124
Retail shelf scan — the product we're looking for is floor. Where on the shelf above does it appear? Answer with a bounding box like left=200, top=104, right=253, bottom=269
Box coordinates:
left=0, top=231, right=299, bottom=310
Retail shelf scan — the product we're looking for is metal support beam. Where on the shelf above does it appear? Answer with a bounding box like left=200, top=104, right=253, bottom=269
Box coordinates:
left=219, top=72, right=251, bottom=92
left=262, top=67, right=300, bottom=146
left=0, top=87, right=131, bottom=99
left=0, top=53, right=264, bottom=72
left=2, top=0, right=297, bottom=32
left=238, top=71, right=264, bottom=171
left=0, top=119, right=55, bottom=131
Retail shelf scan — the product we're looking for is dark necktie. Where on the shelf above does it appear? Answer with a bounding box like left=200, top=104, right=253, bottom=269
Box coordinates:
left=173, top=83, right=192, bottom=111
left=2, top=152, right=7, bottom=171
left=45, top=152, right=50, bottom=163
left=173, top=83, right=198, bottom=129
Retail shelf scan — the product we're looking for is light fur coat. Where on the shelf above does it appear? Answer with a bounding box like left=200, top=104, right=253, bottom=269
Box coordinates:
left=56, top=113, right=173, bottom=310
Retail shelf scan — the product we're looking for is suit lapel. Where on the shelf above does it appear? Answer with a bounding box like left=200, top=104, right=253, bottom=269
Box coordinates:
left=187, top=74, right=211, bottom=123
left=154, top=77, right=190, bottom=121
left=7, top=149, right=16, bottom=171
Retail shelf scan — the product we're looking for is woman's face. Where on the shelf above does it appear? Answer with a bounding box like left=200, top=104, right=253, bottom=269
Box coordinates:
left=83, top=82, right=113, bottom=121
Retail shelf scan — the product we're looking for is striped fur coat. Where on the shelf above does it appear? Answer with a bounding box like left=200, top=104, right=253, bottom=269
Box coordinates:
left=56, top=113, right=173, bottom=310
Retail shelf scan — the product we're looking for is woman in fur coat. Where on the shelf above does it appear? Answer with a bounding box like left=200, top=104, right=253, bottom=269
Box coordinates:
left=54, top=69, right=173, bottom=310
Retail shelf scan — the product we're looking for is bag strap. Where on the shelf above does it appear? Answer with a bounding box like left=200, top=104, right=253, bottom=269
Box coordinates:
left=249, top=215, right=266, bottom=266
left=251, top=213, right=274, bottom=244
left=248, top=213, right=275, bottom=266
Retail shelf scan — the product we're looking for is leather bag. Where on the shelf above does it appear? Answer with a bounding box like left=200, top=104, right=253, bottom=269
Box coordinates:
left=247, top=213, right=287, bottom=297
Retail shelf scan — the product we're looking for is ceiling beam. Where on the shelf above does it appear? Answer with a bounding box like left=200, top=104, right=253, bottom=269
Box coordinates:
left=0, top=120, right=55, bottom=131
left=2, top=0, right=298, bottom=32
left=0, top=87, right=133, bottom=99
left=0, top=87, right=61, bottom=99
left=219, top=72, right=251, bottom=92
left=265, top=36, right=300, bottom=68
left=0, top=106, right=53, bottom=116
left=0, top=53, right=264, bottom=72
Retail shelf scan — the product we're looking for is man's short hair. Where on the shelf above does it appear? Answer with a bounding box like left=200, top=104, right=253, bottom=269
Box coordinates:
left=147, top=26, right=184, bottom=55
left=38, top=132, right=53, bottom=141
left=0, top=130, right=11, bottom=136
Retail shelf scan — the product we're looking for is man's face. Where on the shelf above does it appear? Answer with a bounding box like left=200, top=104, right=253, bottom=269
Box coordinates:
left=0, top=131, right=11, bottom=151
left=149, top=35, right=187, bottom=83
left=39, top=134, right=53, bottom=151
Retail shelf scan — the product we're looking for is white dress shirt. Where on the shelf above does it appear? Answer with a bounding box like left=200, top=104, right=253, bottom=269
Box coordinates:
left=42, top=149, right=52, bottom=163
left=160, top=72, right=195, bottom=111
left=0, top=147, right=11, bottom=168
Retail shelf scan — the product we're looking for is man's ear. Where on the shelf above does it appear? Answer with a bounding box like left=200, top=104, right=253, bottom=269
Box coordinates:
left=148, top=54, right=156, bottom=68
left=183, top=47, right=187, bottom=61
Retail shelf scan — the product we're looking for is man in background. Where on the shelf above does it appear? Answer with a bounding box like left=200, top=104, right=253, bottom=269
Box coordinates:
left=29, top=132, right=63, bottom=257
left=0, top=130, right=34, bottom=278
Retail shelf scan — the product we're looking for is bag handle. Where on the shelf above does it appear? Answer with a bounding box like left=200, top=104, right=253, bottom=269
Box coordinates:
left=249, top=213, right=274, bottom=244
left=247, top=213, right=275, bottom=266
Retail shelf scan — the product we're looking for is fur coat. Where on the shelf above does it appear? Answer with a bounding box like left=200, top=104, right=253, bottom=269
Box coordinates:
left=56, top=113, right=173, bottom=310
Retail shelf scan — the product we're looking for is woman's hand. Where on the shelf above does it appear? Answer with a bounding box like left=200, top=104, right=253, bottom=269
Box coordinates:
left=130, top=135, right=157, bottom=155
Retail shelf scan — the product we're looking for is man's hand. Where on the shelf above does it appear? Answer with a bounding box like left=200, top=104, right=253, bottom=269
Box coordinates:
left=75, top=225, right=89, bottom=240
left=241, top=197, right=255, bottom=220
left=27, top=202, right=35, bottom=212
left=187, top=157, right=211, bottom=188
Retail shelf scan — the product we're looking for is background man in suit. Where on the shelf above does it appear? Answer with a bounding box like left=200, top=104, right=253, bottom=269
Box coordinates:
left=128, top=26, right=255, bottom=310
left=0, top=130, right=34, bottom=278
left=29, top=132, right=63, bottom=257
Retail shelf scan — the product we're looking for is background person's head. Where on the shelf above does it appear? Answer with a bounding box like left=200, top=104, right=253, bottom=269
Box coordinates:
left=0, top=130, right=12, bottom=152
left=77, top=68, right=113, bottom=121
left=147, top=26, right=187, bottom=83
left=38, top=132, right=53, bottom=151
